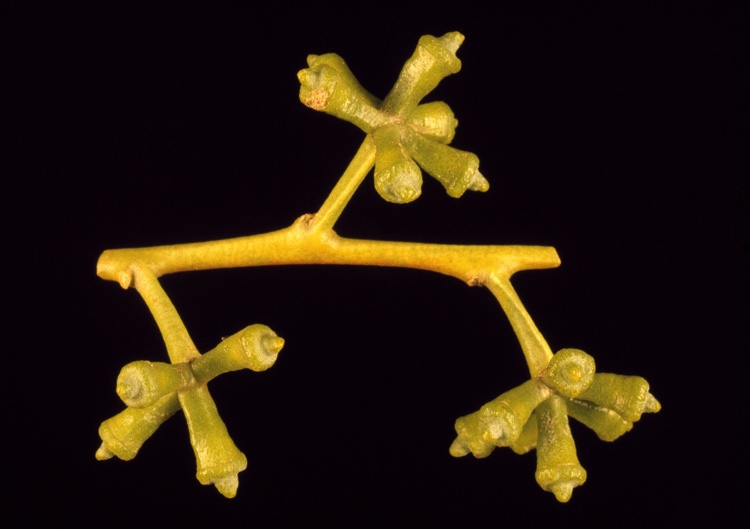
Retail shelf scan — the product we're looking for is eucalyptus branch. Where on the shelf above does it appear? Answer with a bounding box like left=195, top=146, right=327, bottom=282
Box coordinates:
left=130, top=262, right=200, bottom=363
left=94, top=31, right=659, bottom=503
left=309, top=136, right=376, bottom=233
left=485, top=274, right=554, bottom=376
left=98, top=226, right=560, bottom=283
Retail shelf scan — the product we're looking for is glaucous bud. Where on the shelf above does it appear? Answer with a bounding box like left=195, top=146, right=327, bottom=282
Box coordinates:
left=382, top=32, right=464, bottom=117
left=96, top=393, right=180, bottom=461
left=179, top=385, right=247, bottom=498
left=534, top=396, right=587, bottom=502
left=451, top=379, right=551, bottom=457
left=402, top=126, right=488, bottom=198
left=372, top=124, right=423, bottom=203
left=116, top=360, right=194, bottom=408
left=509, top=411, right=539, bottom=455
left=298, top=54, right=387, bottom=132
left=449, top=412, right=495, bottom=459
left=191, top=324, right=284, bottom=384
left=541, top=348, right=596, bottom=398
left=566, top=398, right=633, bottom=442
left=406, top=101, right=457, bottom=144
left=577, top=373, right=661, bottom=422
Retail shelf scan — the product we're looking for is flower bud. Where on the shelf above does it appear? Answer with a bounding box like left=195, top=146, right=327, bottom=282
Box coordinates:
left=509, top=411, right=538, bottom=455
left=577, top=373, right=661, bottom=422
left=382, top=32, right=464, bottom=117
left=306, top=53, right=381, bottom=107
left=451, top=379, right=551, bottom=458
left=402, top=126, right=488, bottom=198
left=449, top=412, right=494, bottom=459
left=298, top=54, right=387, bottom=132
left=372, top=124, right=422, bottom=203
left=541, top=348, right=596, bottom=398
left=535, top=396, right=587, bottom=502
left=406, top=101, right=457, bottom=144
left=566, top=398, right=633, bottom=442
left=96, top=393, right=180, bottom=461
left=191, top=324, right=284, bottom=384
left=179, top=385, right=247, bottom=498
left=116, top=360, right=194, bottom=408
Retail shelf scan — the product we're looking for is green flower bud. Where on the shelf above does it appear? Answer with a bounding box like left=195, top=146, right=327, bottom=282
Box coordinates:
left=372, top=124, right=422, bottom=203
left=402, top=126, right=489, bottom=198
left=509, top=411, right=539, bottom=455
left=450, top=379, right=551, bottom=458
left=577, top=373, right=661, bottom=422
left=306, top=53, right=381, bottom=107
left=179, top=385, right=247, bottom=498
left=382, top=32, right=464, bottom=117
left=449, top=411, right=494, bottom=459
left=298, top=54, right=387, bottom=132
left=96, top=393, right=180, bottom=461
left=191, top=324, right=284, bottom=384
left=406, top=101, right=457, bottom=144
left=541, top=348, right=596, bottom=398
left=116, top=360, right=195, bottom=408
left=566, top=398, right=633, bottom=442
left=535, top=396, right=587, bottom=503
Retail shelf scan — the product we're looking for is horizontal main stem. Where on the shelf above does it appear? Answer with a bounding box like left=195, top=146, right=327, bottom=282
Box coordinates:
left=98, top=220, right=560, bottom=287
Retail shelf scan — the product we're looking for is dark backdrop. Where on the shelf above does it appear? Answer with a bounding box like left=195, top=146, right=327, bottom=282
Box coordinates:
left=11, top=3, right=743, bottom=526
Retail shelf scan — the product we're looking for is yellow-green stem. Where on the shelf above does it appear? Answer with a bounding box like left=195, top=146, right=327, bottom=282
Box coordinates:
left=485, top=274, right=554, bottom=376
left=99, top=228, right=559, bottom=285
left=308, top=136, right=376, bottom=233
left=131, top=263, right=201, bottom=363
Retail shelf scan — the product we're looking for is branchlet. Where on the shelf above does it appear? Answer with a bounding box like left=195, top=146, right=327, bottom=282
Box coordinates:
left=95, top=32, right=659, bottom=503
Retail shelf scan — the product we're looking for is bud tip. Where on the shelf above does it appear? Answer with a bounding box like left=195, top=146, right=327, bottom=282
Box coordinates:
left=214, top=474, right=239, bottom=498
left=439, top=32, right=465, bottom=54
left=645, top=393, right=661, bottom=413
left=449, top=438, right=470, bottom=457
left=263, top=335, right=285, bottom=355
left=550, top=482, right=575, bottom=503
left=96, top=443, right=114, bottom=461
left=468, top=171, right=490, bottom=192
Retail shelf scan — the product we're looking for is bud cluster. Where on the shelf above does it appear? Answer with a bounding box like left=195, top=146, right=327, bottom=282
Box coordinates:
left=450, top=348, right=660, bottom=502
left=96, top=324, right=284, bottom=497
left=95, top=32, right=660, bottom=504
left=298, top=32, right=489, bottom=203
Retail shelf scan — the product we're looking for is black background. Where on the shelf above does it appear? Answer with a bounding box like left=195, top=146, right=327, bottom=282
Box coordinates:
left=10, top=2, right=743, bottom=527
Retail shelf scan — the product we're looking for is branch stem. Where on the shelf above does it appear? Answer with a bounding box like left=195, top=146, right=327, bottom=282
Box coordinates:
left=99, top=226, right=559, bottom=286
left=131, top=263, right=201, bottom=363
left=485, top=274, right=554, bottom=376
left=308, top=136, right=376, bottom=233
